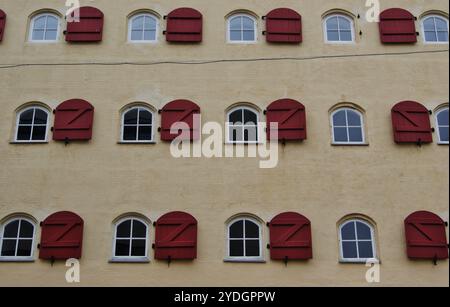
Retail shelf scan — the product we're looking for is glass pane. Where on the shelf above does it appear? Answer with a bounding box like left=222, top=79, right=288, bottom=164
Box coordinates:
left=358, top=241, right=374, bottom=258
left=338, top=17, right=351, bottom=30
left=439, top=127, right=449, bottom=142
left=229, top=240, right=244, bottom=257
left=242, top=17, right=254, bottom=30
left=123, top=126, right=137, bottom=141
left=435, top=18, right=448, bottom=31
left=326, top=17, right=339, bottom=30
left=143, top=30, right=156, bottom=41
left=1, top=239, right=16, bottom=256
left=229, top=17, right=241, bottom=30
left=327, top=30, right=339, bottom=41
left=19, top=221, right=34, bottom=238
left=144, top=16, right=156, bottom=30
left=334, top=127, right=348, bottom=142
left=423, top=18, right=435, bottom=31
left=356, top=222, right=372, bottom=240
left=17, top=126, right=32, bottom=141
left=230, top=30, right=241, bottom=41
left=138, top=126, right=152, bottom=141
left=139, top=110, right=152, bottom=125
left=341, top=222, right=356, bottom=240
left=243, top=30, right=255, bottom=41
left=229, top=110, right=243, bottom=124
left=437, top=31, right=449, bottom=42
left=19, top=109, right=34, bottom=125
left=45, top=30, right=57, bottom=40
left=132, top=220, right=147, bottom=238
left=340, top=30, right=352, bottom=41
left=132, top=16, right=145, bottom=30
left=245, top=220, right=259, bottom=238
left=116, top=220, right=131, bottom=238
left=425, top=31, right=438, bottom=42
left=131, top=239, right=146, bottom=256
left=342, top=241, right=358, bottom=259
left=17, top=240, right=32, bottom=257
left=230, top=220, right=243, bottom=238
left=32, top=29, right=45, bottom=40
left=244, top=110, right=257, bottom=124
left=115, top=239, right=130, bottom=256
left=33, top=17, right=46, bottom=30
left=230, top=126, right=243, bottom=142
left=348, top=127, right=363, bottom=142
left=131, top=30, right=143, bottom=41
left=34, top=109, right=47, bottom=124
left=246, top=240, right=260, bottom=257
left=124, top=109, right=138, bottom=124
left=4, top=220, right=19, bottom=238
left=347, top=110, right=361, bottom=126
left=46, top=16, right=58, bottom=29
left=244, top=126, right=258, bottom=142
left=32, top=126, right=47, bottom=141
left=333, top=110, right=346, bottom=126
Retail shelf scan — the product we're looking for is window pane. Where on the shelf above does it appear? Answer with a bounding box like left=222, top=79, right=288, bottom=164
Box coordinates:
left=340, top=30, right=352, bottom=41
left=439, top=127, right=449, bottom=142
left=347, top=110, right=361, bottom=126
left=144, top=16, right=156, bottom=30
left=19, top=109, right=34, bottom=125
left=115, top=239, right=130, bottom=256
left=342, top=241, right=358, bottom=259
left=230, top=126, right=243, bottom=142
left=230, top=30, right=241, bottom=41
left=143, top=30, right=156, bottom=41
left=242, top=17, right=254, bottom=30
left=131, top=30, right=143, bottom=41
left=45, top=30, right=57, bottom=40
left=326, top=17, right=339, bottom=30
left=338, top=17, right=351, bottom=30
left=229, top=110, right=243, bottom=124
left=46, top=16, right=58, bottom=29
left=32, top=29, right=45, bottom=40
left=358, top=241, right=374, bottom=258
left=32, top=126, right=47, bottom=141
left=244, top=110, right=257, bottom=124
left=116, top=220, right=131, bottom=238
left=230, top=220, right=243, bottom=238
left=138, top=126, right=152, bottom=141
left=34, top=17, right=46, bottom=30
left=246, top=240, right=260, bottom=257
left=341, top=222, right=356, bottom=240
left=356, top=222, right=372, bottom=240
left=229, top=240, right=244, bottom=257
left=425, top=31, right=438, bottom=42
left=244, top=126, right=258, bottom=142
left=17, top=239, right=32, bottom=257
left=229, top=18, right=241, bottom=30
left=17, top=126, right=32, bottom=141
left=131, top=239, right=146, bottom=256
left=348, top=127, right=363, bottom=142
left=132, top=16, right=144, bottom=30
left=435, top=18, right=448, bottom=31
left=139, top=110, right=152, bottom=125
left=333, top=110, right=346, bottom=126
left=423, top=18, right=435, bottom=31
left=245, top=221, right=259, bottom=238
left=1, top=239, right=16, bottom=256
left=19, top=221, right=34, bottom=238
left=124, top=109, right=138, bottom=124
left=132, top=220, right=147, bottom=238
left=34, top=109, right=48, bottom=124
left=327, top=30, right=339, bottom=41
left=334, top=127, right=348, bottom=142
left=4, top=220, right=19, bottom=238
left=437, top=31, right=449, bottom=42
left=123, top=126, right=137, bottom=141
left=242, top=30, right=255, bottom=41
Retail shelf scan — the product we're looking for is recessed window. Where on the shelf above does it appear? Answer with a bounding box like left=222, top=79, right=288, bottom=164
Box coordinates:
left=15, top=106, right=49, bottom=142
left=436, top=107, right=449, bottom=144
left=331, top=108, right=365, bottom=144
left=0, top=218, right=35, bottom=261
left=30, top=13, right=59, bottom=42
left=113, top=217, right=149, bottom=260
left=339, top=219, right=376, bottom=263
left=227, top=217, right=263, bottom=261
left=129, top=13, right=158, bottom=42
left=228, top=14, right=257, bottom=43
left=121, top=106, right=154, bottom=142
left=226, top=106, right=259, bottom=144
left=422, top=15, right=449, bottom=43
left=324, top=14, right=354, bottom=43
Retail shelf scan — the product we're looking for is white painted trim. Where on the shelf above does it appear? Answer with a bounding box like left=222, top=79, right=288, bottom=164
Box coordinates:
left=330, top=107, right=366, bottom=145
left=227, top=14, right=258, bottom=44
left=0, top=217, right=36, bottom=262
left=323, top=14, right=355, bottom=44
left=225, top=216, right=264, bottom=262
left=127, top=13, right=159, bottom=43
left=421, top=15, right=449, bottom=45
left=226, top=106, right=261, bottom=144
left=338, top=219, right=377, bottom=263
left=14, top=106, right=50, bottom=143
left=29, top=13, right=60, bottom=43
left=112, top=217, right=150, bottom=260
left=435, top=107, right=449, bottom=145
left=120, top=106, right=155, bottom=143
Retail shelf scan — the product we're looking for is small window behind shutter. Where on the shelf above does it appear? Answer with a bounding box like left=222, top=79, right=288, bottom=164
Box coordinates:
left=405, top=211, right=449, bottom=260
left=166, top=8, right=202, bottom=42
left=160, top=99, right=201, bottom=141
left=266, top=99, right=307, bottom=141
left=65, top=6, right=104, bottom=42
left=379, top=8, right=417, bottom=43
left=39, top=211, right=84, bottom=260
left=53, top=99, right=95, bottom=141
left=265, top=8, right=302, bottom=43
left=391, top=101, right=433, bottom=143
left=0, top=9, right=6, bottom=42
left=269, top=212, right=312, bottom=260
left=154, top=211, right=198, bottom=260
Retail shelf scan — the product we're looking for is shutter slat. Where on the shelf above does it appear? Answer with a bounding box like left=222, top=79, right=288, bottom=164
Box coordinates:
left=66, top=7, right=104, bottom=42
left=266, top=99, right=307, bottom=141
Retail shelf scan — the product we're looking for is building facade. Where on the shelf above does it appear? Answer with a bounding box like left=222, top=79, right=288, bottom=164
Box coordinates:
left=0, top=0, right=448, bottom=286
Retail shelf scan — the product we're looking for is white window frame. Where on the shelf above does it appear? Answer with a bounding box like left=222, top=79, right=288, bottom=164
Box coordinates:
left=339, top=219, right=377, bottom=263
left=111, top=217, right=150, bottom=262
left=227, top=14, right=258, bottom=44
left=121, top=106, right=155, bottom=143
left=0, top=217, right=36, bottom=262
left=29, top=13, right=60, bottom=43
left=128, top=13, right=159, bottom=43
left=421, top=15, right=449, bottom=44
left=435, top=107, right=449, bottom=145
left=226, top=106, right=260, bottom=144
left=225, top=217, right=264, bottom=262
left=323, top=14, right=355, bottom=44
left=330, top=107, right=366, bottom=145
left=14, top=106, right=50, bottom=143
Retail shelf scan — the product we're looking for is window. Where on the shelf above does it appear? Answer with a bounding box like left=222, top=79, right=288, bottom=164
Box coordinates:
left=422, top=15, right=449, bottom=43
left=331, top=108, right=365, bottom=144
left=0, top=217, right=35, bottom=261
left=228, top=14, right=257, bottom=43
left=30, top=13, right=59, bottom=42
left=436, top=107, right=449, bottom=144
left=129, top=13, right=158, bottom=42
left=339, top=219, right=376, bottom=263
left=113, top=217, right=149, bottom=260
left=121, top=106, right=154, bottom=142
left=324, top=14, right=354, bottom=43
left=15, top=106, right=49, bottom=142
left=227, top=217, right=263, bottom=261
left=226, top=106, right=259, bottom=143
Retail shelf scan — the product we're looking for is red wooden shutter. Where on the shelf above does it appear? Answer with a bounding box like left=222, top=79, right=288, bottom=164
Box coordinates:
left=265, top=8, right=302, bottom=43
left=154, top=211, right=198, bottom=260
left=53, top=99, right=94, bottom=141
left=391, top=101, right=433, bottom=143
left=405, top=211, right=448, bottom=260
left=165, top=8, right=203, bottom=42
left=266, top=99, right=307, bottom=141
left=269, top=212, right=312, bottom=260
left=65, top=6, right=104, bottom=42
left=39, top=211, right=84, bottom=260
left=0, top=9, right=6, bottom=42
left=379, top=8, right=417, bottom=43
left=160, top=99, right=200, bottom=141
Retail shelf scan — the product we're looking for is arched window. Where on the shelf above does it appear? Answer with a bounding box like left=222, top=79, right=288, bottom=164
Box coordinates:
left=339, top=219, right=377, bottom=262
left=15, top=106, right=49, bottom=142
left=422, top=15, right=449, bottom=43
left=227, top=217, right=263, bottom=261
left=0, top=217, right=35, bottom=260
left=29, top=13, right=59, bottom=42
left=331, top=108, right=365, bottom=144
left=228, top=14, right=257, bottom=43
left=121, top=106, right=154, bottom=142
left=226, top=106, right=259, bottom=143
left=113, top=217, right=149, bottom=260
left=128, top=13, right=158, bottom=42
left=435, top=107, right=449, bottom=144
left=324, top=14, right=354, bottom=43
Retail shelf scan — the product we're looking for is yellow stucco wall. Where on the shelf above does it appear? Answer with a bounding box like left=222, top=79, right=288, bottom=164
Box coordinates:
left=0, top=0, right=448, bottom=286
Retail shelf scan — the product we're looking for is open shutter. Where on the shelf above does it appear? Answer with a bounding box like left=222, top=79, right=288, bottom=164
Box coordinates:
left=405, top=211, right=448, bottom=260
left=391, top=101, right=433, bottom=143
left=154, top=212, right=198, bottom=260
left=39, top=211, right=84, bottom=260
left=65, top=6, right=104, bottom=42
left=160, top=99, right=200, bottom=141
left=265, top=8, right=302, bottom=43
left=165, top=8, right=202, bottom=42
left=53, top=99, right=94, bottom=141
left=379, top=8, right=417, bottom=43
left=0, top=9, right=6, bottom=42
left=269, top=212, right=312, bottom=260
left=266, top=99, right=307, bottom=141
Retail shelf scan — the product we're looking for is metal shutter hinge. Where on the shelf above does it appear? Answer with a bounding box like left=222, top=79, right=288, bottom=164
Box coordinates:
left=262, top=31, right=266, bottom=36
left=266, top=244, right=270, bottom=249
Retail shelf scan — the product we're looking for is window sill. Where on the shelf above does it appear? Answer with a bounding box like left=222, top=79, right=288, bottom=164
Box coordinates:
left=109, top=257, right=150, bottom=263
left=339, top=258, right=380, bottom=264
left=117, top=141, right=156, bottom=145
left=0, top=258, right=35, bottom=262
left=223, top=258, right=266, bottom=263
left=437, top=142, right=449, bottom=146
left=9, top=141, right=49, bottom=145
left=331, top=142, right=369, bottom=146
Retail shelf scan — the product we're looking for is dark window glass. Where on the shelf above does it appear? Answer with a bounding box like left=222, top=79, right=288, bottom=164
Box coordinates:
left=356, top=222, right=372, bottom=240
left=132, top=221, right=147, bottom=238
left=117, top=220, right=131, bottom=238
left=138, top=126, right=152, bottom=141
left=333, top=110, right=346, bottom=126
left=244, top=110, right=257, bottom=124
left=229, top=240, right=244, bottom=257
left=246, top=240, right=260, bottom=257
left=348, top=127, right=363, bottom=142
left=347, top=110, right=361, bottom=126
left=17, top=240, right=32, bottom=257
left=245, top=221, right=259, bottom=238
left=229, top=110, right=243, bottom=124
left=34, top=109, right=48, bottom=124
left=19, top=221, right=34, bottom=238
left=334, top=127, right=348, bottom=142
left=32, top=126, right=46, bottom=141
left=439, top=127, right=449, bottom=142
left=230, top=221, right=243, bottom=238
left=17, top=126, right=32, bottom=141
left=358, top=241, right=374, bottom=258
left=437, top=109, right=449, bottom=126
left=139, top=110, right=152, bottom=125
left=4, top=221, right=19, bottom=238
left=19, top=110, right=34, bottom=125
left=123, top=126, right=137, bottom=141
left=244, top=126, right=257, bottom=142
left=342, top=241, right=358, bottom=259
left=1, top=239, right=16, bottom=256
left=124, top=109, right=138, bottom=125
left=341, top=223, right=356, bottom=240
left=115, top=239, right=130, bottom=256
left=131, top=239, right=146, bottom=256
